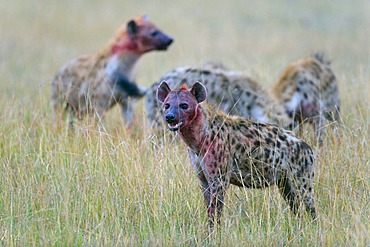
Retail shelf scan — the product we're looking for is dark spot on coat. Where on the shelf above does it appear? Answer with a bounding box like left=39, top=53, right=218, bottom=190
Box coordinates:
left=304, top=158, right=309, bottom=168
left=236, top=143, right=242, bottom=151
left=231, top=138, right=236, bottom=145
left=274, top=157, right=280, bottom=164
left=240, top=123, right=249, bottom=132
left=266, top=138, right=273, bottom=145
left=280, top=152, right=285, bottom=160
left=279, top=134, right=286, bottom=142
left=264, top=149, right=270, bottom=160
left=309, top=156, right=314, bottom=164
left=246, top=134, right=253, bottom=139
left=300, top=141, right=311, bottom=151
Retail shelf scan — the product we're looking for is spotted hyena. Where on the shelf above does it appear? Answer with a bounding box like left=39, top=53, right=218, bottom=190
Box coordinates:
left=51, top=16, right=173, bottom=127
left=157, top=81, right=316, bottom=232
left=146, top=64, right=291, bottom=134
left=271, top=53, right=340, bottom=143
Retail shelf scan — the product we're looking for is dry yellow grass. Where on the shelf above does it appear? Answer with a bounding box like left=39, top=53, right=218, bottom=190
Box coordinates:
left=1, top=0, right=369, bottom=246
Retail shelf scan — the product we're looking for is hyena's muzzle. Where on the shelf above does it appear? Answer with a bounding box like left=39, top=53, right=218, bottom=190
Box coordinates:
left=164, top=107, right=184, bottom=131
left=153, top=31, right=173, bottom=50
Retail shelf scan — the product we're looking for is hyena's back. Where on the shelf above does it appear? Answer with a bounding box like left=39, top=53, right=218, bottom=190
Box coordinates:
left=51, top=55, right=109, bottom=118
left=146, top=64, right=291, bottom=130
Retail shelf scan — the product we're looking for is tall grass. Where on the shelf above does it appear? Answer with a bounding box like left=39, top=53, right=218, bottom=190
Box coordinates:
left=1, top=0, right=369, bottom=246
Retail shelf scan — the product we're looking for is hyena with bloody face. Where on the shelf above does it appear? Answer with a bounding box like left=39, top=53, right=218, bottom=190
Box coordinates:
left=271, top=53, right=340, bottom=143
left=146, top=64, right=291, bottom=134
left=51, top=16, right=173, bottom=127
left=157, top=81, right=316, bottom=232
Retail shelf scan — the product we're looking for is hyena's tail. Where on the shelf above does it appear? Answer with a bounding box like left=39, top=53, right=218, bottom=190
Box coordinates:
left=312, top=52, right=331, bottom=66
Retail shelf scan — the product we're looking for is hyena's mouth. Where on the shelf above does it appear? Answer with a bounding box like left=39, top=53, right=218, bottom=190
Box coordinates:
left=156, top=37, right=174, bottom=51
left=167, top=121, right=183, bottom=131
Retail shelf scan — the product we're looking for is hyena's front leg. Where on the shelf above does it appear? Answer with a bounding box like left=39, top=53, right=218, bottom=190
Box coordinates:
left=202, top=148, right=231, bottom=232
left=189, top=150, right=215, bottom=231
left=191, top=159, right=226, bottom=231
left=207, top=177, right=226, bottom=232
left=119, top=100, right=135, bottom=128
left=197, top=174, right=212, bottom=228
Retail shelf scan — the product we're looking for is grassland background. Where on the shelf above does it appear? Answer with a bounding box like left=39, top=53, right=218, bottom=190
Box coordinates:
left=0, top=0, right=369, bottom=246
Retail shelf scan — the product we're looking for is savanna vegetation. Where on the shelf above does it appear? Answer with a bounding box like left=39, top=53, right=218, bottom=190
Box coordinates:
left=1, top=0, right=369, bottom=246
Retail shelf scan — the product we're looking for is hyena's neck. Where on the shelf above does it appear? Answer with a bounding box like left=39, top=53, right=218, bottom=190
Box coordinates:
left=105, top=52, right=141, bottom=80
left=178, top=104, right=212, bottom=153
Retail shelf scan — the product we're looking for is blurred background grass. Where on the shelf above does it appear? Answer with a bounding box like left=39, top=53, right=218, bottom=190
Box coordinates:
left=1, top=0, right=369, bottom=116
left=0, top=0, right=369, bottom=245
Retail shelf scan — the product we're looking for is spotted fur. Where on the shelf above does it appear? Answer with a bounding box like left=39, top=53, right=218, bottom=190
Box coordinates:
left=157, top=81, right=316, bottom=232
left=271, top=53, right=340, bottom=143
left=146, top=64, right=291, bottom=133
left=51, top=16, right=173, bottom=127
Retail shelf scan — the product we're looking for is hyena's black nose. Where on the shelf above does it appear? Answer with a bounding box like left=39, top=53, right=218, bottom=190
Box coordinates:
left=166, top=37, right=174, bottom=46
left=156, top=33, right=174, bottom=50
left=165, top=113, right=177, bottom=123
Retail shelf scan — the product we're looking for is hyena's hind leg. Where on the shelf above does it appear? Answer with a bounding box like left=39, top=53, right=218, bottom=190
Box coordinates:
left=311, top=113, right=326, bottom=145
left=51, top=97, right=77, bottom=130
left=324, top=106, right=342, bottom=139
left=324, top=105, right=341, bottom=124
left=277, top=172, right=316, bottom=220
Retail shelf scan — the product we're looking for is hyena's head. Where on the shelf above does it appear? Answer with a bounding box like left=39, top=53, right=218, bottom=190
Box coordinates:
left=111, top=16, right=174, bottom=55
left=157, top=81, right=207, bottom=131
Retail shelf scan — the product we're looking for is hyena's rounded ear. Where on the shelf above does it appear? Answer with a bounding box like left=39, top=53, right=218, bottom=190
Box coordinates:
left=190, top=81, right=207, bottom=103
left=157, top=81, right=171, bottom=103
left=127, top=20, right=138, bottom=36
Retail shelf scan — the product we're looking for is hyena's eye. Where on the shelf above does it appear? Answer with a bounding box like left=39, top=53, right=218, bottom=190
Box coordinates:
left=164, top=103, right=170, bottom=109
left=179, top=103, right=189, bottom=110
left=151, top=30, right=159, bottom=37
